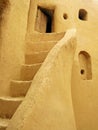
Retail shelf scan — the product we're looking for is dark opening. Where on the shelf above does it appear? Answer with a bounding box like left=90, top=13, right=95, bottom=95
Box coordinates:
left=44, top=11, right=52, bottom=33
left=79, top=9, right=88, bottom=21
left=35, top=6, right=54, bottom=33
left=63, top=13, right=68, bottom=20
left=81, top=69, right=85, bottom=75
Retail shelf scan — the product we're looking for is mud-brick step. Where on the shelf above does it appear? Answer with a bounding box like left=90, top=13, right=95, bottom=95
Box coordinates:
left=10, top=80, right=32, bottom=97
left=25, top=51, right=48, bottom=64
left=26, top=32, right=65, bottom=42
left=0, top=97, right=24, bottom=118
left=26, top=41, right=57, bottom=53
left=0, top=118, right=10, bottom=130
left=20, top=63, right=42, bottom=81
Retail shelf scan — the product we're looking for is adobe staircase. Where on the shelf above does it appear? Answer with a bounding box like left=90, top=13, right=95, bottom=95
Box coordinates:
left=0, top=32, right=65, bottom=130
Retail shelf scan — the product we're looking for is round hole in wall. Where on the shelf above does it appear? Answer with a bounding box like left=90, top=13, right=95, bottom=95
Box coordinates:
left=63, top=13, right=68, bottom=20
left=81, top=69, right=85, bottom=75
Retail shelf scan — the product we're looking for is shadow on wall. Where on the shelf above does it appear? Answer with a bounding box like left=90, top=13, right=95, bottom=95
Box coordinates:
left=0, top=0, right=9, bottom=23
left=79, top=51, right=92, bottom=80
left=0, top=0, right=10, bottom=56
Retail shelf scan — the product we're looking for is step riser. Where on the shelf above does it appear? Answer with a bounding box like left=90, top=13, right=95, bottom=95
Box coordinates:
left=10, top=81, right=32, bottom=97
left=25, top=52, right=48, bottom=64
left=26, top=42, right=57, bottom=53
left=20, top=64, right=41, bottom=81
left=0, top=98, right=23, bottom=118
left=0, top=127, right=6, bottom=130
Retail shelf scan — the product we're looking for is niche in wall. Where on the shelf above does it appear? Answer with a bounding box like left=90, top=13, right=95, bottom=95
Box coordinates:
left=79, top=51, right=92, bottom=80
left=78, top=9, right=88, bottom=21
left=35, top=6, right=54, bottom=33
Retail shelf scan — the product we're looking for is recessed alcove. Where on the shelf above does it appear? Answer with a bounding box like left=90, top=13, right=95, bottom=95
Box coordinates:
left=78, top=9, right=88, bottom=21
left=35, top=6, right=54, bottom=33
left=79, top=51, right=92, bottom=80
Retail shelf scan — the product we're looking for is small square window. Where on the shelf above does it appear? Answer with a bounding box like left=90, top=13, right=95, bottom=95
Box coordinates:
left=78, top=9, right=88, bottom=21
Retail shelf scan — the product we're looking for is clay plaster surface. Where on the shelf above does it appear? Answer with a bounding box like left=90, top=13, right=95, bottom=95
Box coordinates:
left=0, top=0, right=98, bottom=130
left=7, top=29, right=77, bottom=130
left=27, top=1, right=98, bottom=130
left=0, top=0, right=30, bottom=96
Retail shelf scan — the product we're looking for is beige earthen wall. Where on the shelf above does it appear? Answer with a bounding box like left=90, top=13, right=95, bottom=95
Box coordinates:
left=0, top=0, right=30, bottom=96
left=71, top=1, right=98, bottom=130
left=0, top=0, right=98, bottom=130
left=26, top=0, right=98, bottom=130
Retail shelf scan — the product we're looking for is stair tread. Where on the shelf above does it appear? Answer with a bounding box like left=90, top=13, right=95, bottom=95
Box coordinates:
left=25, top=51, right=48, bottom=56
left=26, top=50, right=49, bottom=54
left=22, top=63, right=42, bottom=67
left=11, top=80, right=32, bottom=83
left=26, top=40, right=58, bottom=44
left=26, top=32, right=65, bottom=42
left=0, top=118, right=10, bottom=127
left=21, top=63, right=42, bottom=70
left=26, top=42, right=57, bottom=53
left=0, top=96, right=24, bottom=101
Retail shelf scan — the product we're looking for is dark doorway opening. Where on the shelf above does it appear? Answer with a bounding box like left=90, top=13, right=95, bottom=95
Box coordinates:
left=35, top=6, right=54, bottom=33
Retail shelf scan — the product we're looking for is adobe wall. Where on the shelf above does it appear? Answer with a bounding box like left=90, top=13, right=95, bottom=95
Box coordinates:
left=71, top=1, right=98, bottom=130
left=0, top=0, right=30, bottom=96
left=0, top=0, right=98, bottom=130
left=27, top=0, right=98, bottom=130
left=27, top=0, right=98, bottom=129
